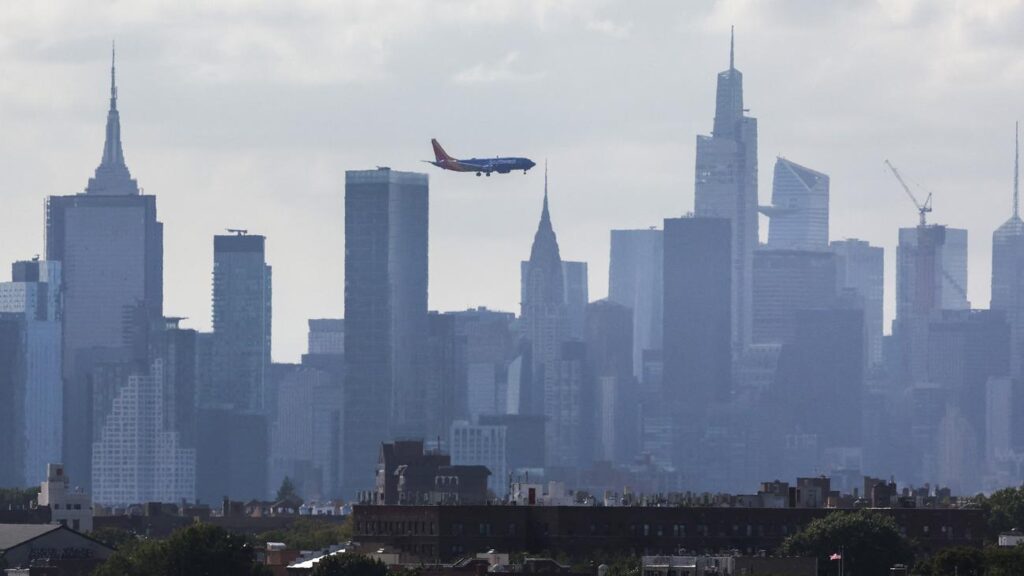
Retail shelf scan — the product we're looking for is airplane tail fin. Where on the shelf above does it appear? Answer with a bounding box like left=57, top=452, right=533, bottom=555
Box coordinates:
left=432, top=139, right=454, bottom=163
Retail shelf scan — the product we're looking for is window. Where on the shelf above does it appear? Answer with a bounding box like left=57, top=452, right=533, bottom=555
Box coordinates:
left=73, top=519, right=80, bottom=531
left=452, top=523, right=463, bottom=536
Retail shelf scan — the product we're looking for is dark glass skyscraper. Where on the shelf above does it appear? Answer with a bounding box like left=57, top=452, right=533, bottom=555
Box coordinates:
left=694, top=30, right=757, bottom=354
left=663, top=217, right=731, bottom=477
left=752, top=249, right=837, bottom=345
left=210, top=233, right=272, bottom=413
left=831, top=239, right=884, bottom=367
left=46, top=51, right=163, bottom=489
left=343, top=167, right=429, bottom=494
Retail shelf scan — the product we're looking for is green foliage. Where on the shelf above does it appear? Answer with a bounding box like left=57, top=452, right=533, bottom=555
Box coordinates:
left=309, top=553, right=387, bottom=576
left=779, top=509, right=913, bottom=576
left=602, top=556, right=641, bottom=576
left=0, top=486, right=40, bottom=509
left=981, top=486, right=1024, bottom=538
left=255, top=517, right=352, bottom=550
left=981, top=545, right=1024, bottom=576
left=920, top=546, right=985, bottom=576
left=92, top=523, right=270, bottom=576
left=89, top=526, right=140, bottom=550
left=276, top=476, right=299, bottom=502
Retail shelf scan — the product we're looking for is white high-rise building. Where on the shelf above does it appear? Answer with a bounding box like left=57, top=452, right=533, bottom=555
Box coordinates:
left=450, top=420, right=507, bottom=495
left=92, top=358, right=195, bottom=506
left=694, top=30, right=758, bottom=353
left=762, top=158, right=829, bottom=251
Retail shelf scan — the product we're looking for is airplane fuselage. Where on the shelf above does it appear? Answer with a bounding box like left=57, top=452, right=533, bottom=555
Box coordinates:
left=432, top=156, right=536, bottom=175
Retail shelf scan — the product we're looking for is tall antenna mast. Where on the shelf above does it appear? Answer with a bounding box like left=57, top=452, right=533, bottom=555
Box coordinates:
left=1015, top=121, right=1020, bottom=218
left=729, top=25, right=735, bottom=70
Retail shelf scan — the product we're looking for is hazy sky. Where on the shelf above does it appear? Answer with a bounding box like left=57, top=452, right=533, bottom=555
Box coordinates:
left=2, top=0, right=1023, bottom=362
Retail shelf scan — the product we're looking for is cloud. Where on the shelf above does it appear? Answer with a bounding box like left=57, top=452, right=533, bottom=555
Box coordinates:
left=585, top=17, right=632, bottom=39
left=452, top=51, right=544, bottom=85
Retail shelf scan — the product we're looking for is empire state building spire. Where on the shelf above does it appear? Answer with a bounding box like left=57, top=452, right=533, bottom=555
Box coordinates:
left=86, top=42, right=139, bottom=195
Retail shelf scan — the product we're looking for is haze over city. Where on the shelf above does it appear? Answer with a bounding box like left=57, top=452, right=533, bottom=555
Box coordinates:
left=3, top=0, right=1023, bottom=362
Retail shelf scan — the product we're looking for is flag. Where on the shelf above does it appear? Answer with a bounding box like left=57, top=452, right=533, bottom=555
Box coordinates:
left=830, top=553, right=842, bottom=561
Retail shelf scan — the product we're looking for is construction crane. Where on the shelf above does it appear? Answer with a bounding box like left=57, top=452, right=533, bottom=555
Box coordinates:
left=884, top=159, right=932, bottom=227
left=884, top=160, right=969, bottom=305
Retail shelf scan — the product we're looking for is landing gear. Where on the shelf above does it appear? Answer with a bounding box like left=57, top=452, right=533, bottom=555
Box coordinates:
left=524, top=170, right=528, bottom=174
left=485, top=172, right=491, bottom=177
left=476, top=172, right=482, bottom=177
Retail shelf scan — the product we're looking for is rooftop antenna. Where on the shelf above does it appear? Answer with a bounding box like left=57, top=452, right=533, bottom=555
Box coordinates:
left=226, top=228, right=248, bottom=236
left=1015, top=121, right=1020, bottom=218
left=110, top=40, right=117, bottom=110
left=730, top=25, right=735, bottom=70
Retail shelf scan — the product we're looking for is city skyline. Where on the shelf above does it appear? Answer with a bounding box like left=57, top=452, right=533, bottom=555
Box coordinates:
left=3, top=2, right=1024, bottom=363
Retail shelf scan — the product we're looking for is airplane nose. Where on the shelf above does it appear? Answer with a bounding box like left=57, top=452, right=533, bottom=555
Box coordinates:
left=527, top=160, right=536, bottom=168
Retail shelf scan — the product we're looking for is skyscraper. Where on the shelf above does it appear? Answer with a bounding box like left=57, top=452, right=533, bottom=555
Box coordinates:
left=561, top=261, right=589, bottom=341
left=585, top=299, right=635, bottom=464
left=895, top=225, right=969, bottom=383
left=831, top=239, right=884, bottom=367
left=773, top=308, right=864, bottom=453
left=46, top=50, right=163, bottom=489
left=520, top=171, right=569, bottom=417
left=761, top=158, right=829, bottom=251
left=343, top=167, right=429, bottom=494
left=752, top=249, right=837, bottom=345
left=0, top=315, right=25, bottom=487
left=209, top=233, right=272, bottom=413
left=694, top=29, right=758, bottom=353
left=307, top=319, right=344, bottom=356
left=662, top=217, right=731, bottom=475
left=447, top=307, right=517, bottom=421
left=91, top=318, right=197, bottom=505
left=992, top=123, right=1024, bottom=378
left=608, top=229, right=663, bottom=380
left=0, top=259, right=62, bottom=486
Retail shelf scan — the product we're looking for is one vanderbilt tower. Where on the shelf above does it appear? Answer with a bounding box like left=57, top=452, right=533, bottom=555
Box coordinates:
left=694, top=28, right=758, bottom=354
left=46, top=47, right=164, bottom=489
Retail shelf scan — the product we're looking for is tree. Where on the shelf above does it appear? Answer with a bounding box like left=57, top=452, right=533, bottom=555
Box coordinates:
left=92, top=524, right=270, bottom=576
left=90, top=526, right=140, bottom=550
left=922, top=546, right=985, bottom=576
left=276, top=476, right=299, bottom=502
left=256, top=517, right=352, bottom=550
left=981, top=486, right=1024, bottom=538
left=0, top=487, right=40, bottom=509
left=779, top=510, right=913, bottom=576
left=984, top=545, right=1024, bottom=576
left=309, top=553, right=387, bottom=576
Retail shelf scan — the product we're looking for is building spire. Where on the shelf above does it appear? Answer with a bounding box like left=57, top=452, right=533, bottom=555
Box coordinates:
left=542, top=160, right=549, bottom=221
left=86, top=42, right=138, bottom=195
left=1015, top=121, right=1020, bottom=218
left=110, top=41, right=117, bottom=111
left=730, top=25, right=735, bottom=70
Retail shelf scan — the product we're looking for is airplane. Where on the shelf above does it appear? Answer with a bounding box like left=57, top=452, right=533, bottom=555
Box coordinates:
left=426, top=139, right=536, bottom=177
